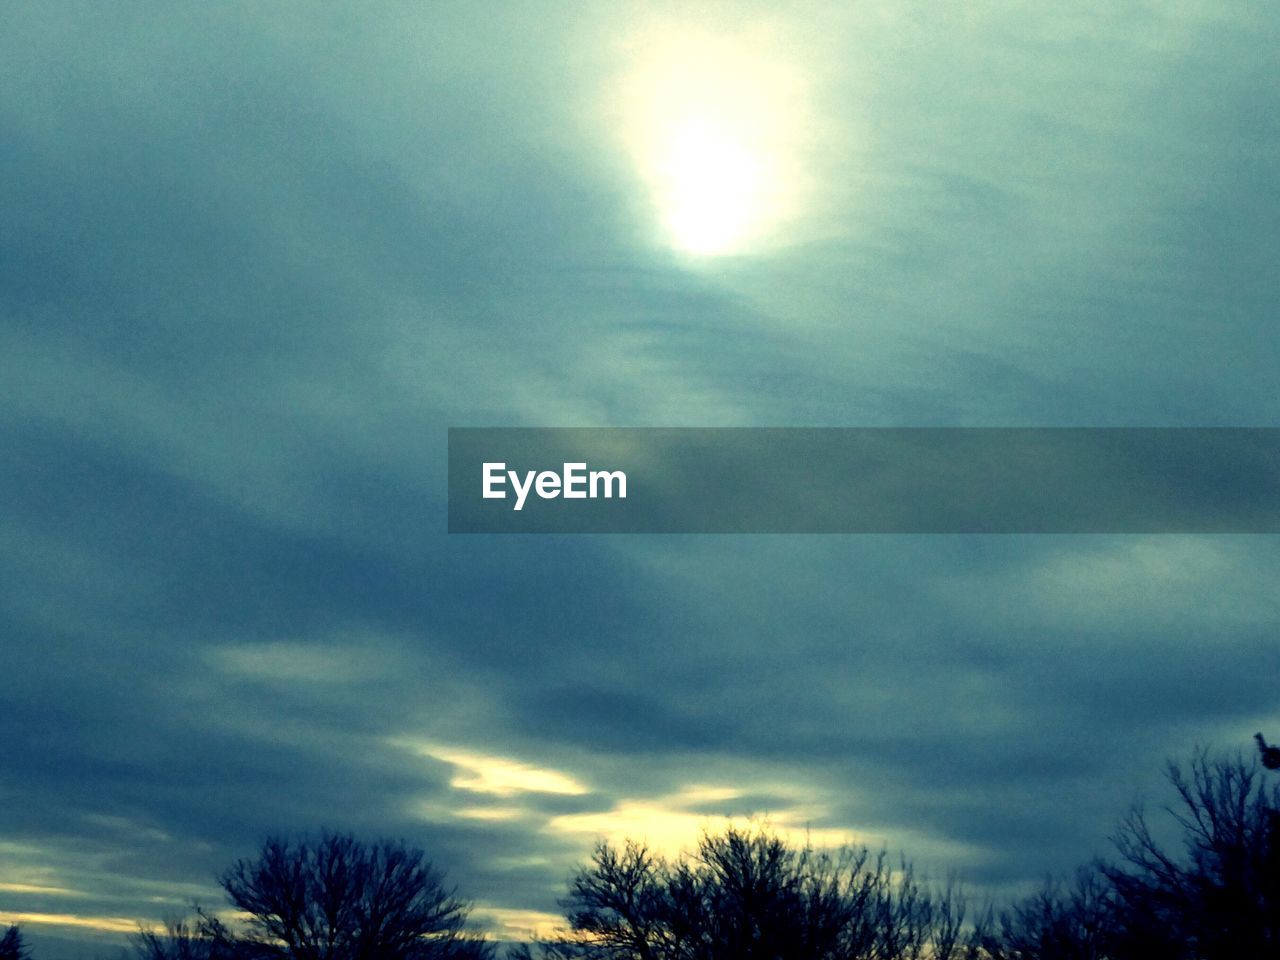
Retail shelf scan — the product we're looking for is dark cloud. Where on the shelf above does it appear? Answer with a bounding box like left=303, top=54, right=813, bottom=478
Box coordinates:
left=2, top=2, right=1279, bottom=956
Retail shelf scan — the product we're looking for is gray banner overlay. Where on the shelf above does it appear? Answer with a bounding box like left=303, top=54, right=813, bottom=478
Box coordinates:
left=448, top=428, right=1280, bottom=533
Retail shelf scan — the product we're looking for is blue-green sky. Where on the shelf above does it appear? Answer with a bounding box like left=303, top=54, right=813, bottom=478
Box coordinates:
left=2, top=2, right=1278, bottom=955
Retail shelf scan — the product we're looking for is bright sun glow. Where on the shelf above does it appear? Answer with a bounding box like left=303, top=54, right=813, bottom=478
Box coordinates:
left=660, top=120, right=766, bottom=255
left=614, top=22, right=809, bottom=257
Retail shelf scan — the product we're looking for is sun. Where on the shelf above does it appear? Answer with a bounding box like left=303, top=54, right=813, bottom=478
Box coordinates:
left=658, top=116, right=770, bottom=256
left=613, top=22, right=808, bottom=258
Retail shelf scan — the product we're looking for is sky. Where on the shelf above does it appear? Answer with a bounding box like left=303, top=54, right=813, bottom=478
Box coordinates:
left=2, top=1, right=1279, bottom=955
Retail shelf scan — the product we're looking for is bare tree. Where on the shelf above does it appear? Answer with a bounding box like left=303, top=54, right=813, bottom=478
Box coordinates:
left=133, top=913, right=236, bottom=960
left=1101, top=748, right=1280, bottom=959
left=982, top=868, right=1111, bottom=960
left=552, top=839, right=667, bottom=960
left=533, top=824, right=983, bottom=960
left=0, top=925, right=30, bottom=960
left=216, top=832, right=493, bottom=960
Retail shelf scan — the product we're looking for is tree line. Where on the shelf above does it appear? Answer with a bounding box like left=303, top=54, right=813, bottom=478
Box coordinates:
left=2, top=742, right=1278, bottom=960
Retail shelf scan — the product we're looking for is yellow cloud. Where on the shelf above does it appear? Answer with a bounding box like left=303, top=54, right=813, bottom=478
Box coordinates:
left=3, top=912, right=139, bottom=934
left=452, top=805, right=525, bottom=821
left=546, top=785, right=855, bottom=859
left=392, top=739, right=588, bottom=796
left=470, top=906, right=566, bottom=942
left=669, top=784, right=743, bottom=804
left=0, top=881, right=80, bottom=897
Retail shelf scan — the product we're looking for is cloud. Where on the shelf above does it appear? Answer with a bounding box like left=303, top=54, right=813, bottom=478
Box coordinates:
left=0, top=884, right=79, bottom=898
left=545, top=795, right=857, bottom=860
left=396, top=741, right=590, bottom=798
left=1, top=3, right=1278, bottom=957
left=468, top=907, right=567, bottom=943
left=0, top=913, right=141, bottom=935
left=210, top=640, right=391, bottom=685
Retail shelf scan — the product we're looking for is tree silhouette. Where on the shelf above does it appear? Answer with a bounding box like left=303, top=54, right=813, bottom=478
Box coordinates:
left=134, top=833, right=493, bottom=960
left=114, top=741, right=1280, bottom=960
left=0, top=925, right=30, bottom=960
left=133, top=913, right=236, bottom=960
left=1101, top=748, right=1280, bottom=959
left=523, top=743, right=1280, bottom=959
left=529, top=824, right=986, bottom=960
left=978, top=745, right=1280, bottom=959
left=1255, top=733, right=1280, bottom=771
left=219, top=833, right=493, bottom=960
left=982, top=868, right=1111, bottom=960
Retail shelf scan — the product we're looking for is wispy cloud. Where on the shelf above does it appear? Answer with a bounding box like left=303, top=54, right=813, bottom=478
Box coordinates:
left=395, top=741, right=590, bottom=797
left=2, top=2, right=1277, bottom=956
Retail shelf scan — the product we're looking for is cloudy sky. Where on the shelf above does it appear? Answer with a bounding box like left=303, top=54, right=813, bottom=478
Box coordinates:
left=2, top=1, right=1279, bottom=955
